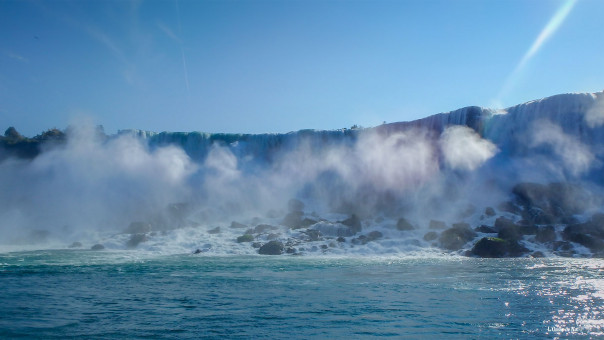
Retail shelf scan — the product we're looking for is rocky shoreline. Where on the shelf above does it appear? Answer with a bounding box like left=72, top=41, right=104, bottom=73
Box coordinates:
left=75, top=181, right=604, bottom=258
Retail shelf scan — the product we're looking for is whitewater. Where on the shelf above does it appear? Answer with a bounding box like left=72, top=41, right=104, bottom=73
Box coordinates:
left=1, top=91, right=604, bottom=338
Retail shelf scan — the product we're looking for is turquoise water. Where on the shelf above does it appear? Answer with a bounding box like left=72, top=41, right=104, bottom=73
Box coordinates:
left=1, top=251, right=603, bottom=339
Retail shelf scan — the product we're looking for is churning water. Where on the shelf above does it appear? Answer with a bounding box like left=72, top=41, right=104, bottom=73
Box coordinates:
left=1, top=251, right=603, bottom=338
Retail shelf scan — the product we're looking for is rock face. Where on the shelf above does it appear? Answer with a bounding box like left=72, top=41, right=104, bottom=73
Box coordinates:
left=258, top=241, right=284, bottom=255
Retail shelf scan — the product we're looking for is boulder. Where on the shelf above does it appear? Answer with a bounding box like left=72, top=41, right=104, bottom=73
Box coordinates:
left=236, top=234, right=254, bottom=243
left=471, top=237, right=508, bottom=258
left=429, top=220, right=447, bottom=230
left=207, top=226, right=221, bottom=234
left=305, top=229, right=321, bottom=241
left=512, top=182, right=591, bottom=223
left=311, top=222, right=355, bottom=237
left=471, top=237, right=529, bottom=258
left=439, top=225, right=476, bottom=251
left=126, top=233, right=148, bottom=248
left=91, top=244, right=105, bottom=251
left=340, top=214, right=362, bottom=234
left=535, top=226, right=556, bottom=243
left=423, top=231, right=438, bottom=241
left=396, top=218, right=414, bottom=231
left=69, top=241, right=83, bottom=248
left=287, top=199, right=305, bottom=213
left=484, top=207, right=496, bottom=217
left=366, top=231, right=383, bottom=242
left=230, top=221, right=248, bottom=229
left=282, top=211, right=304, bottom=229
left=258, top=241, right=284, bottom=255
left=254, top=224, right=278, bottom=233
left=475, top=225, right=496, bottom=234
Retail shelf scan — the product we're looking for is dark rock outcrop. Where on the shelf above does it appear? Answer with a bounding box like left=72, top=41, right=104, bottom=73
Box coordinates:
left=230, top=221, right=248, bottom=229
left=396, top=218, right=414, bottom=231
left=258, top=241, right=284, bottom=255
left=423, top=231, right=438, bottom=241
left=535, top=226, right=556, bottom=243
left=475, top=225, right=496, bottom=234
left=127, top=233, right=148, bottom=248
left=91, top=244, right=105, bottom=251
left=340, top=215, right=362, bottom=234
left=236, top=234, right=254, bottom=243
left=471, top=237, right=529, bottom=258
left=439, top=224, right=477, bottom=251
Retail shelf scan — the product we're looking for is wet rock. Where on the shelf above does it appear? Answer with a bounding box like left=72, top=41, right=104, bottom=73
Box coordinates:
left=288, top=199, right=305, bottom=213
left=230, top=221, right=248, bottom=229
left=512, top=182, right=591, bottom=223
left=485, top=207, right=496, bottom=217
left=366, top=231, right=383, bottom=242
left=207, top=226, right=221, bottom=234
left=282, top=211, right=304, bottom=229
left=429, top=220, right=447, bottom=230
left=254, top=224, right=278, bottom=233
left=127, top=233, right=148, bottom=248
left=305, top=229, right=321, bottom=241
left=439, top=224, right=477, bottom=251
left=300, top=218, right=318, bottom=228
left=267, top=233, right=280, bottom=240
left=471, top=237, right=507, bottom=258
left=125, top=222, right=152, bottom=234
left=193, top=248, right=203, bottom=254
left=423, top=231, right=438, bottom=241
left=531, top=251, right=545, bottom=258
left=340, top=215, right=362, bottom=234
left=236, top=234, right=254, bottom=243
left=396, top=218, right=414, bottom=231
left=471, top=237, right=529, bottom=258
left=286, top=247, right=296, bottom=254
left=69, top=241, right=83, bottom=248
left=91, top=244, right=105, bottom=251
left=311, top=222, right=355, bottom=237
left=258, top=241, right=284, bottom=255
left=564, top=233, right=604, bottom=253
left=475, top=225, right=496, bottom=234
left=535, top=226, right=556, bottom=243
left=252, top=242, right=262, bottom=248
left=336, top=237, right=346, bottom=243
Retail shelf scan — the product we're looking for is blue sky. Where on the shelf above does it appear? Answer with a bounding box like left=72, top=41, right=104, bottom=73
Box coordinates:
left=1, top=0, right=603, bottom=136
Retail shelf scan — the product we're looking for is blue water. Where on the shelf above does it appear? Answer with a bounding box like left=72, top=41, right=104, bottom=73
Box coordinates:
left=1, top=251, right=603, bottom=339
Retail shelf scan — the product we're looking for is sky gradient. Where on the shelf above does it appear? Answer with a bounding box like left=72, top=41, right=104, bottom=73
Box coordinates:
left=1, top=0, right=603, bottom=136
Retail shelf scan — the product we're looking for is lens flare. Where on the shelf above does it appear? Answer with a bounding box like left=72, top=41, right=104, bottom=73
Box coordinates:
left=495, top=0, right=578, bottom=106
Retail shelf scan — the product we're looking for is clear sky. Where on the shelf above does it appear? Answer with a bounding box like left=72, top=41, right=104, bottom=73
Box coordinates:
left=1, top=0, right=603, bottom=136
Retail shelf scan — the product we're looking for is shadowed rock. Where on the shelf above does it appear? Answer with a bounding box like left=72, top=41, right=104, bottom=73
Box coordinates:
left=258, top=241, right=284, bottom=255
left=396, top=218, right=414, bottom=231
